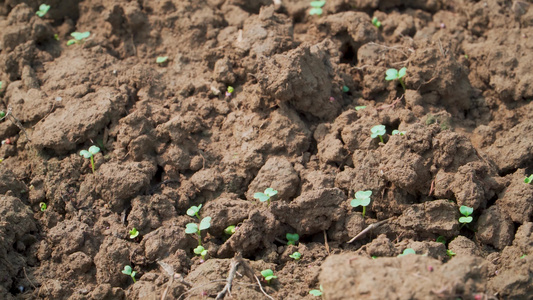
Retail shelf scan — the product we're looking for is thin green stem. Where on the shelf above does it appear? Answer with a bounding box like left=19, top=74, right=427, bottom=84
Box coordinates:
left=362, top=206, right=366, bottom=218
left=90, top=155, right=95, bottom=173
left=197, top=230, right=202, bottom=246
left=399, top=79, right=406, bottom=91
left=379, top=135, right=384, bottom=143
left=131, top=275, right=136, bottom=283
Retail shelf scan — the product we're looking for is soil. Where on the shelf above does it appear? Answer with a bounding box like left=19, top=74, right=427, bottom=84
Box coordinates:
left=1, top=0, right=533, bottom=299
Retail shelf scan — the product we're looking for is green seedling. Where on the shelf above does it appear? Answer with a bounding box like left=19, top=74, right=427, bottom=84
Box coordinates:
left=54, top=33, right=59, bottom=41
left=194, top=245, right=208, bottom=260
left=371, top=125, right=386, bottom=143
left=185, top=216, right=211, bottom=246
left=371, top=256, right=377, bottom=259
left=350, top=190, right=372, bottom=218
left=342, top=85, right=350, bottom=93
left=524, top=174, right=533, bottom=184
left=225, top=86, right=234, bottom=97
left=79, top=145, right=100, bottom=173
left=260, top=269, right=277, bottom=284
left=385, top=67, right=407, bottom=91
left=253, top=187, right=278, bottom=206
left=187, top=204, right=202, bottom=220
left=392, top=129, right=405, bottom=136
left=289, top=251, right=301, bottom=260
left=355, top=105, right=366, bottom=111
left=436, top=236, right=446, bottom=244
left=309, top=0, right=326, bottom=16
left=520, top=254, right=527, bottom=259
left=446, top=249, right=456, bottom=257
left=39, top=202, right=47, bottom=211
left=67, top=31, right=90, bottom=46
left=309, top=285, right=323, bottom=297
left=36, top=4, right=50, bottom=17
left=459, top=205, right=473, bottom=227
left=224, top=225, right=236, bottom=235
left=398, top=248, right=416, bottom=256
left=156, top=56, right=168, bottom=64
left=129, top=228, right=139, bottom=239
left=372, top=16, right=382, bottom=28
left=122, top=265, right=137, bottom=283
left=286, top=233, right=299, bottom=245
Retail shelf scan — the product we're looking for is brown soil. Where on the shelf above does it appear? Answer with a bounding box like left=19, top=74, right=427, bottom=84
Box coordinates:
left=1, top=0, right=533, bottom=299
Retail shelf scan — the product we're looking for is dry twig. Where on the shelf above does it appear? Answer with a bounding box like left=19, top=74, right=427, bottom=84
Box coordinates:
left=347, top=218, right=391, bottom=244
left=0, top=107, right=31, bottom=141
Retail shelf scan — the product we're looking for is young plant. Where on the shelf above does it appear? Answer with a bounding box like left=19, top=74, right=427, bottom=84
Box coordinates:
left=286, top=233, right=299, bottom=245
left=392, top=129, right=405, bottom=136
left=350, top=190, right=372, bottom=218
left=225, top=86, right=234, bottom=98
left=385, top=67, right=407, bottom=91
left=253, top=187, right=278, bottom=206
left=156, top=56, right=168, bottom=64
left=446, top=249, right=456, bottom=257
left=187, top=204, right=202, bottom=220
left=224, top=225, right=236, bottom=235
left=436, top=236, right=446, bottom=244
left=185, top=216, right=211, bottom=246
left=260, top=269, right=277, bottom=284
left=370, top=125, right=386, bottom=143
left=121, top=265, right=137, bottom=283
left=342, top=85, right=349, bottom=93
left=79, top=145, right=100, bottom=173
left=524, top=174, right=533, bottom=184
left=67, top=31, right=90, bottom=46
left=355, top=105, right=366, bottom=111
left=129, top=228, right=139, bottom=239
left=398, top=248, right=416, bottom=256
left=309, top=0, right=326, bottom=16
left=39, top=202, right=47, bottom=211
left=36, top=4, right=50, bottom=17
left=289, top=251, right=302, bottom=260
left=459, top=205, right=473, bottom=228
left=194, top=245, right=208, bottom=260
left=372, top=16, right=382, bottom=28
left=309, top=285, right=323, bottom=297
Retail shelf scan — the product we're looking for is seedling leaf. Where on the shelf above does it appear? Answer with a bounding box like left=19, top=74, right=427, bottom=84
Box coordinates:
left=398, top=248, right=416, bottom=256
left=436, top=236, right=446, bottom=244
left=309, top=289, right=323, bottom=296
left=524, top=174, right=533, bottom=184
left=88, top=145, right=100, bottom=155
left=385, top=69, right=399, bottom=81
left=309, top=7, right=323, bottom=15
left=224, top=225, right=236, bottom=235
left=289, top=252, right=302, bottom=260
left=260, top=269, right=277, bottom=282
left=310, top=0, right=326, bottom=7
left=459, top=206, right=473, bottom=217
left=79, top=150, right=92, bottom=159
left=122, top=265, right=133, bottom=275
left=71, top=31, right=90, bottom=40
left=355, top=190, right=372, bottom=199
left=199, top=217, right=211, bottom=231
left=187, top=204, right=202, bottom=217
left=286, top=233, right=299, bottom=245
left=129, top=228, right=139, bottom=239
left=185, top=223, right=198, bottom=234
left=156, top=56, right=168, bottom=64
left=398, top=67, right=407, bottom=78
left=194, top=245, right=205, bottom=255
left=355, top=105, right=366, bottom=111
left=459, top=216, right=473, bottom=223
left=264, top=188, right=278, bottom=197
left=370, top=125, right=386, bottom=139
left=254, top=192, right=270, bottom=202
left=36, top=4, right=50, bottom=17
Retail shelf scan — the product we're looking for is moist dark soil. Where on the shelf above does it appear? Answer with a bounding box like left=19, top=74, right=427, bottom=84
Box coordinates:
left=1, top=0, right=533, bottom=299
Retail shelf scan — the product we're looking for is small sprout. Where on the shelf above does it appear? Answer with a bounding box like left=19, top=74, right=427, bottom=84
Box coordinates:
left=194, top=245, right=208, bottom=260
left=459, top=205, right=473, bottom=227
left=385, top=67, right=407, bottom=91
left=187, top=204, right=202, bottom=220
left=0, top=111, right=5, bottom=118
left=39, top=202, right=47, bottom=211
left=286, top=233, right=299, bottom=245
left=67, top=31, right=90, bottom=46
left=446, top=249, right=456, bottom=257
left=260, top=269, right=277, bottom=284
left=355, top=105, right=366, bottom=111
left=79, top=145, right=100, bottom=174
left=253, top=187, right=278, bottom=206
left=520, top=254, right=527, bottom=259
left=53, top=33, right=59, bottom=41
left=36, top=4, right=50, bottom=17
left=129, top=228, right=139, bottom=239
left=289, top=251, right=302, bottom=260
left=0, top=158, right=3, bottom=163
left=350, top=190, right=372, bottom=218
left=156, top=56, right=168, bottom=64
left=464, top=54, right=469, bottom=59
left=398, top=248, right=416, bottom=257
left=342, top=85, right=350, bottom=93
left=371, top=256, right=377, bottom=259
left=185, top=216, right=211, bottom=246
left=370, top=125, right=386, bottom=143
left=225, top=86, right=234, bottom=97
left=309, top=285, right=323, bottom=296
left=392, top=129, right=405, bottom=136
left=436, top=236, right=446, bottom=244
left=372, top=16, right=382, bottom=28
left=121, top=265, right=137, bottom=283
left=309, top=0, right=326, bottom=16
left=224, top=225, right=236, bottom=235
left=524, top=174, right=533, bottom=184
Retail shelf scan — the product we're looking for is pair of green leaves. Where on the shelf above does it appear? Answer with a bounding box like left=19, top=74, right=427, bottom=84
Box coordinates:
left=187, top=204, right=202, bottom=219
left=122, top=265, right=137, bottom=283
left=309, top=0, right=326, bottom=16
left=67, top=31, right=91, bottom=45
left=194, top=245, right=208, bottom=258
left=185, top=217, right=212, bottom=234
left=36, top=4, right=50, bottom=17
left=260, top=269, right=277, bottom=283
left=370, top=125, right=386, bottom=140
left=350, top=190, right=372, bottom=207
left=286, top=233, right=299, bottom=245
left=253, top=188, right=278, bottom=203
left=79, top=145, right=100, bottom=158
left=459, top=206, right=473, bottom=224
